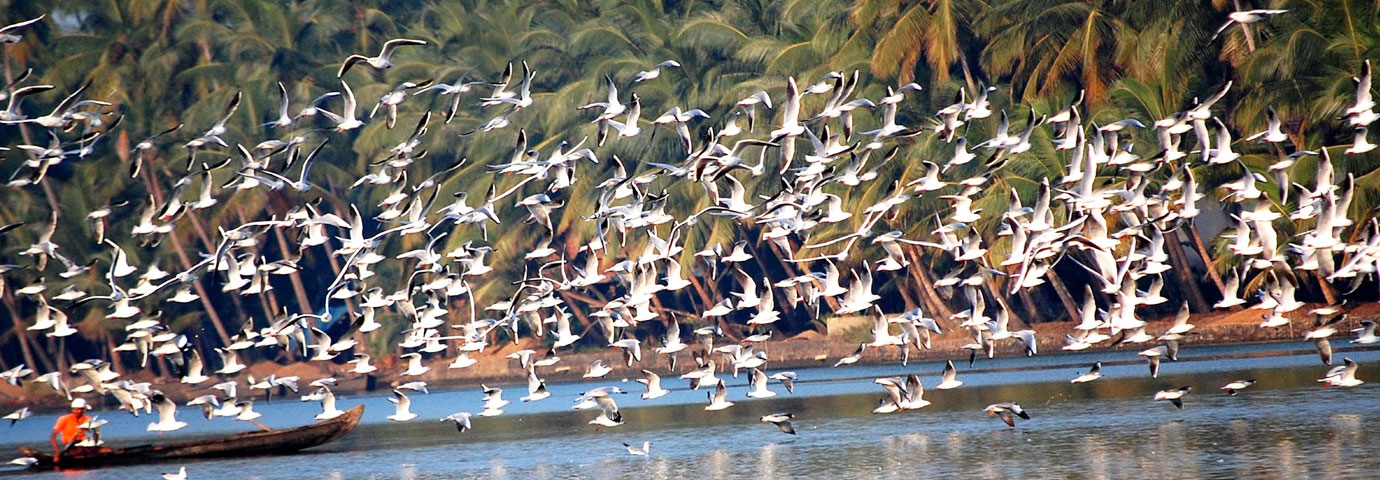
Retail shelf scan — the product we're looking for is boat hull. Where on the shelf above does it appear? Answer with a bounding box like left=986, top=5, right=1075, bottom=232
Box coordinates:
left=19, top=405, right=363, bottom=470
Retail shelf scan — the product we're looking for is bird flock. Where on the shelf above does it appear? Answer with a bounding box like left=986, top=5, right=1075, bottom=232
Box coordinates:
left=0, top=5, right=1376, bottom=466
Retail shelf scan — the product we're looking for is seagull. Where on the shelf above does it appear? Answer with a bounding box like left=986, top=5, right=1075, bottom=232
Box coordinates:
left=834, top=343, right=864, bottom=367
left=770, top=372, right=798, bottom=393
left=441, top=412, right=473, bottom=433
left=760, top=412, right=796, bottom=435
left=584, top=359, right=613, bottom=379
left=1246, top=106, right=1289, bottom=143
left=747, top=368, right=776, bottom=398
left=386, top=389, right=418, bottom=421
left=481, top=384, right=509, bottom=416
left=399, top=352, right=430, bottom=376
left=623, top=441, right=651, bottom=456
left=587, top=391, right=624, bottom=429
left=0, top=14, right=44, bottom=44
left=347, top=353, right=378, bottom=374
left=1353, top=320, right=1378, bottom=344
left=1140, top=345, right=1169, bottom=378
left=160, top=466, right=188, bottom=480
left=1320, top=358, right=1364, bottom=387
left=637, top=369, right=669, bottom=400
left=1346, top=126, right=1375, bottom=154
left=1154, top=386, right=1192, bottom=409
left=4, top=406, right=31, bottom=426
left=337, top=38, right=428, bottom=77
left=736, top=91, right=772, bottom=132
left=320, top=80, right=364, bottom=131
left=705, top=379, right=735, bottom=411
left=1071, top=362, right=1103, bottom=384
left=147, top=392, right=188, bottom=433
left=234, top=401, right=262, bottom=422
left=936, top=360, right=964, bottom=389
left=1221, top=379, right=1256, bottom=396
left=521, top=369, right=551, bottom=402
left=632, top=60, right=680, bottom=83
left=0, top=364, right=32, bottom=386
left=1212, top=8, right=1289, bottom=41
left=984, top=402, right=1030, bottom=427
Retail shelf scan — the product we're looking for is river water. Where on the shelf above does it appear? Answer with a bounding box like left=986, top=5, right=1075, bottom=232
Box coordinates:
left=2, top=341, right=1377, bottom=479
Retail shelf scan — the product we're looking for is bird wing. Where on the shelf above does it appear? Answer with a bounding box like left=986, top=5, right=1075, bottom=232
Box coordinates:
left=380, top=38, right=427, bottom=59
left=337, top=55, right=368, bottom=78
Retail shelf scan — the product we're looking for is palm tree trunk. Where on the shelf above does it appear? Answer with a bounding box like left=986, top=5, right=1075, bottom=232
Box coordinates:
left=104, top=331, right=125, bottom=375
left=1182, top=222, right=1227, bottom=295
left=959, top=54, right=979, bottom=95
left=271, top=227, right=314, bottom=313
left=1045, top=270, right=1081, bottom=322
left=2, top=54, right=61, bottom=213
left=904, top=246, right=955, bottom=319
left=1312, top=271, right=1339, bottom=304
left=139, top=157, right=234, bottom=345
left=2, top=292, right=45, bottom=372
left=1163, top=229, right=1210, bottom=312
left=1015, top=288, right=1043, bottom=323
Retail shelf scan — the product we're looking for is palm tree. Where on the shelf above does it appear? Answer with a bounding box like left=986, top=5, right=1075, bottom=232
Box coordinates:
left=850, top=0, right=988, bottom=91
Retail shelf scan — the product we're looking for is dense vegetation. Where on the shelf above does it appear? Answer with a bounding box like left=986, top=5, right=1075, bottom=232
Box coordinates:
left=0, top=0, right=1376, bottom=375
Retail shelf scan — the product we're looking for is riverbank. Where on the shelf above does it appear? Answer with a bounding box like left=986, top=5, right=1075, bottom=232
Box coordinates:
left=3, top=303, right=1375, bottom=412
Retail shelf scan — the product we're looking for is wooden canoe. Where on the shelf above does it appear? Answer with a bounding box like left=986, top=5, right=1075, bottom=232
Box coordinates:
left=18, top=405, right=363, bottom=470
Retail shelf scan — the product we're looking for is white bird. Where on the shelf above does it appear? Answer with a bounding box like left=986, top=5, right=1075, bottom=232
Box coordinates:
left=747, top=368, right=776, bottom=398
left=1071, top=362, right=1102, bottom=384
left=770, top=372, right=797, bottom=394
left=234, top=401, right=262, bottom=422
left=1213, top=269, right=1246, bottom=309
left=160, top=466, right=187, bottom=480
left=1246, top=106, right=1289, bottom=143
left=147, top=392, right=188, bottom=433
left=399, top=352, right=430, bottom=377
left=386, top=389, right=418, bottom=421
left=481, top=384, right=509, bottom=417
left=1154, top=386, right=1192, bottom=409
left=760, top=412, right=797, bottom=435
left=1346, top=126, right=1376, bottom=154
left=834, top=343, right=865, bottom=367
left=3, top=406, right=31, bottom=426
left=320, top=80, right=364, bottom=132
left=632, top=60, right=680, bottom=83
left=314, top=388, right=345, bottom=421
left=1319, top=358, right=1364, bottom=387
left=769, top=76, right=805, bottom=139
left=587, top=391, right=624, bottom=428
left=623, top=441, right=651, bottom=456
left=637, top=369, right=669, bottom=400
left=704, top=379, right=735, bottom=411
left=1165, top=302, right=1196, bottom=335
left=337, top=38, right=428, bottom=77
left=347, top=353, right=378, bottom=374
left=584, top=359, right=613, bottom=379
left=441, top=412, right=472, bottom=433
left=521, top=369, right=551, bottom=402
left=984, top=402, right=1029, bottom=427
left=0, top=14, right=44, bottom=44
left=1353, top=320, right=1378, bottom=344
left=1212, top=9, right=1289, bottom=41
left=1221, top=379, right=1256, bottom=396
left=936, top=360, right=964, bottom=389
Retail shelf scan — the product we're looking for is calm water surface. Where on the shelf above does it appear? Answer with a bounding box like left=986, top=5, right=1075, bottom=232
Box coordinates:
left=2, top=341, right=1377, bottom=479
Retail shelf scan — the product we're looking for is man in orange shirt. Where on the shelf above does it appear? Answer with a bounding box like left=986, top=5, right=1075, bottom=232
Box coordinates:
left=50, top=398, right=90, bottom=462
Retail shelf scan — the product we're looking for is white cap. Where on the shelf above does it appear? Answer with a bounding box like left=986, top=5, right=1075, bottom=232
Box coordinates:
left=70, top=398, right=88, bottom=409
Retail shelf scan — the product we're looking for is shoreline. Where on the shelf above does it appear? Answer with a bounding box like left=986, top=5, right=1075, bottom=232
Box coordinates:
left=3, top=304, right=1373, bottom=413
